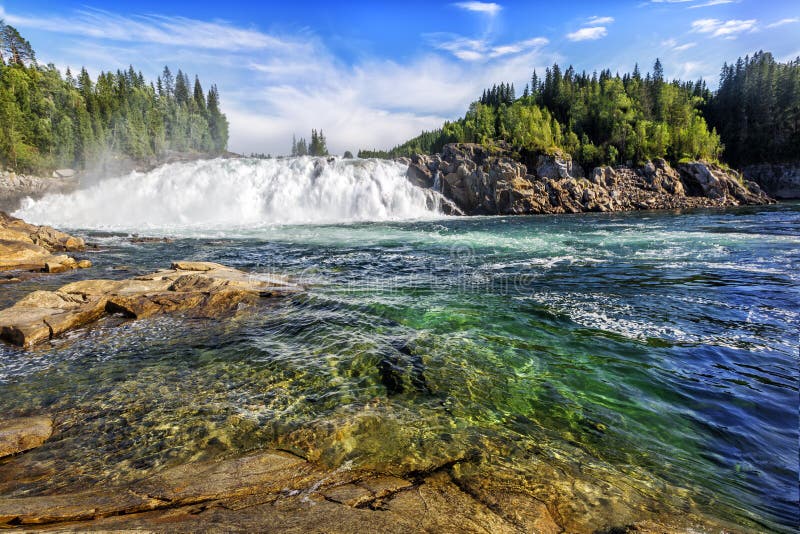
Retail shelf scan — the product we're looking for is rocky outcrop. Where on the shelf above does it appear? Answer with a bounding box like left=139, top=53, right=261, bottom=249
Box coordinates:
left=0, top=417, right=53, bottom=459
left=0, top=211, right=90, bottom=276
left=0, top=261, right=302, bottom=347
left=403, top=144, right=773, bottom=215
left=741, top=162, right=800, bottom=199
left=0, top=170, right=78, bottom=212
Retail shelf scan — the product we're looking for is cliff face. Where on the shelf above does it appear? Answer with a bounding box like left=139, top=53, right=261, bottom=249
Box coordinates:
left=399, top=144, right=773, bottom=216
left=742, top=163, right=800, bottom=199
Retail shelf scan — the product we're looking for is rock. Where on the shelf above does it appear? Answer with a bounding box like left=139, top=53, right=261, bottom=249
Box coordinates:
left=535, top=153, right=582, bottom=180
left=677, top=162, right=772, bottom=205
left=0, top=261, right=303, bottom=347
left=400, top=144, right=773, bottom=216
left=0, top=212, right=86, bottom=276
left=742, top=162, right=800, bottom=199
left=0, top=417, right=53, bottom=458
left=0, top=172, right=77, bottom=212
left=52, top=169, right=76, bottom=179
left=77, top=259, right=92, bottom=269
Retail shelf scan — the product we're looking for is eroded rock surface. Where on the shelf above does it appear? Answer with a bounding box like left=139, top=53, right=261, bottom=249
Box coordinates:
left=0, top=449, right=737, bottom=533
left=0, top=417, right=53, bottom=459
left=0, top=211, right=88, bottom=275
left=0, top=261, right=302, bottom=347
left=404, top=143, right=773, bottom=215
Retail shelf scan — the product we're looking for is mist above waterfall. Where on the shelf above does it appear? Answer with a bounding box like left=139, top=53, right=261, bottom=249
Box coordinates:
left=15, top=157, right=443, bottom=233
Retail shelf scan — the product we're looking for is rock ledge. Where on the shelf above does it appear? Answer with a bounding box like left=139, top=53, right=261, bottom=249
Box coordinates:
left=0, top=261, right=302, bottom=347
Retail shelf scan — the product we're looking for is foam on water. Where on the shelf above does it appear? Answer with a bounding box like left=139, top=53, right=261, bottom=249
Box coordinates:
left=15, top=157, right=442, bottom=231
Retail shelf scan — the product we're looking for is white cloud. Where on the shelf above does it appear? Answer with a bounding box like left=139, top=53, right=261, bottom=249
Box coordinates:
left=432, top=34, right=547, bottom=62
left=585, top=16, right=615, bottom=25
left=0, top=7, right=295, bottom=51
left=688, top=0, right=734, bottom=8
left=566, top=26, right=608, bottom=41
left=766, top=18, right=799, bottom=29
left=452, top=2, right=502, bottom=16
left=691, top=18, right=757, bottom=38
left=662, top=38, right=697, bottom=51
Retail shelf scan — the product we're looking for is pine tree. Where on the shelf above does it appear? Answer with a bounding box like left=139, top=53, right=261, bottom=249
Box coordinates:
left=162, top=66, right=174, bottom=97
left=193, top=76, right=206, bottom=113
left=174, top=70, right=189, bottom=106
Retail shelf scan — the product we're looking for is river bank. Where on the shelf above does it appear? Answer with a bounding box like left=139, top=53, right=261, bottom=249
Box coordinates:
left=400, top=144, right=775, bottom=215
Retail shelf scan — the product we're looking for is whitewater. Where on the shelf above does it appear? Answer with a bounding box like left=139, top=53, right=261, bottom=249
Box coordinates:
left=15, top=157, right=442, bottom=232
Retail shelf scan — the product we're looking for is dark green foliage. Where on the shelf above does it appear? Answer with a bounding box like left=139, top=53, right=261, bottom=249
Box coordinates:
left=0, top=23, right=228, bottom=172
left=706, top=51, right=800, bottom=166
left=0, top=20, right=36, bottom=66
left=309, top=129, right=328, bottom=156
left=292, top=130, right=328, bottom=156
left=358, top=128, right=457, bottom=159
left=364, top=59, right=731, bottom=167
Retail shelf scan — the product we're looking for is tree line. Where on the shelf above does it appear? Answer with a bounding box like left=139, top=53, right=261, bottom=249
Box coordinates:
left=705, top=51, right=800, bottom=167
left=0, top=19, right=228, bottom=172
left=291, top=129, right=329, bottom=156
left=360, top=53, right=799, bottom=169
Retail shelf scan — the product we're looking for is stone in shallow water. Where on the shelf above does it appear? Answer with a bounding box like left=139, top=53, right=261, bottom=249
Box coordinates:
left=0, top=212, right=87, bottom=275
left=0, top=261, right=303, bottom=347
left=0, top=417, right=53, bottom=459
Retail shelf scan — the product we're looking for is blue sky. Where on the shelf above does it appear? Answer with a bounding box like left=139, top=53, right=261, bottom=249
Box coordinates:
left=1, top=1, right=798, bottom=155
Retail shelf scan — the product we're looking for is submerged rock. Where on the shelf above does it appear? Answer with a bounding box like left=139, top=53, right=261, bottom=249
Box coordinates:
left=0, top=417, right=53, bottom=458
left=402, top=143, right=774, bottom=215
left=0, top=447, right=739, bottom=533
left=0, top=261, right=303, bottom=347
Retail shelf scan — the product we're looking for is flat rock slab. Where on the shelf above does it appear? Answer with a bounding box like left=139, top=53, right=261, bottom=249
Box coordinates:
left=0, top=261, right=302, bottom=347
left=0, top=449, right=731, bottom=533
left=0, top=416, right=53, bottom=458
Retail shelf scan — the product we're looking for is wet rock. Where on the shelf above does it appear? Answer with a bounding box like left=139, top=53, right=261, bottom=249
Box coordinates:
left=0, top=416, right=53, bottom=458
left=0, top=212, right=87, bottom=275
left=0, top=261, right=303, bottom=347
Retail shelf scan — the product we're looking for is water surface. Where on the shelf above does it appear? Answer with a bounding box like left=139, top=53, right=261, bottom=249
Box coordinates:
left=1, top=204, right=798, bottom=531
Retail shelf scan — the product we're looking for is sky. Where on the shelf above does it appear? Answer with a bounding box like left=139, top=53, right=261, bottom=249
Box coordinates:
left=1, top=0, right=798, bottom=156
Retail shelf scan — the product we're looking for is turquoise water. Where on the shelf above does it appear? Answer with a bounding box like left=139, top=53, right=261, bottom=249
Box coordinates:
left=1, top=204, right=798, bottom=530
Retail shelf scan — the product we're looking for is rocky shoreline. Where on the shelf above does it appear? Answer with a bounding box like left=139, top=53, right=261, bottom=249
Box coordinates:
left=0, top=211, right=91, bottom=280
left=400, top=144, right=775, bottom=215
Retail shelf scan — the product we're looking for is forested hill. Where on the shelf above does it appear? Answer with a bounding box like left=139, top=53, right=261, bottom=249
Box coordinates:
left=360, top=52, right=800, bottom=170
left=0, top=20, right=229, bottom=173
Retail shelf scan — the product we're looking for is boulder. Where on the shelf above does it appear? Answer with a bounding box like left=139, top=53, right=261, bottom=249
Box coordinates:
left=0, top=417, right=53, bottom=458
left=742, top=162, right=800, bottom=199
left=0, top=261, right=303, bottom=347
left=0, top=212, right=87, bottom=276
left=677, top=162, right=772, bottom=205
left=52, top=169, right=76, bottom=179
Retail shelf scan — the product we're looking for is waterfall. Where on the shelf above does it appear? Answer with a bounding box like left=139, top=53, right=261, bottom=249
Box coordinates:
left=15, top=157, right=443, bottom=232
